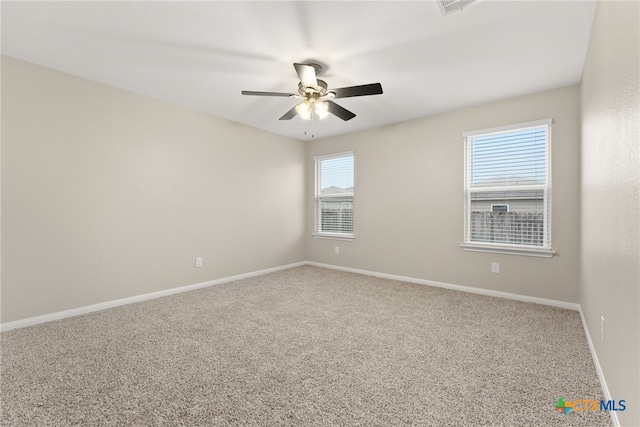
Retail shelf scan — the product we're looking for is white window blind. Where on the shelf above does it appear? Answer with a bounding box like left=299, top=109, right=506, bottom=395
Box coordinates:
left=463, top=119, right=552, bottom=255
left=314, top=152, right=354, bottom=238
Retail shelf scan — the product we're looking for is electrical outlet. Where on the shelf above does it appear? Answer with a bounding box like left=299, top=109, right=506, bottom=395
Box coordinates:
left=335, top=246, right=340, bottom=254
left=491, top=262, right=500, bottom=273
left=601, top=316, right=605, bottom=341
left=195, top=257, right=203, bottom=268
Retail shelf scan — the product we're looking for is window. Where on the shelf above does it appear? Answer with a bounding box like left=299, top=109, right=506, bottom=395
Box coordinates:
left=463, top=119, right=553, bottom=257
left=314, top=152, right=354, bottom=239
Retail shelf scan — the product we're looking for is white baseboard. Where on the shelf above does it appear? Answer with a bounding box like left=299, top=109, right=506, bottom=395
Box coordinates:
left=0, top=261, right=578, bottom=332
left=306, top=261, right=580, bottom=311
left=578, top=307, right=619, bottom=427
left=0, top=261, right=306, bottom=332
left=308, top=262, right=622, bottom=424
left=2, top=260, right=615, bottom=425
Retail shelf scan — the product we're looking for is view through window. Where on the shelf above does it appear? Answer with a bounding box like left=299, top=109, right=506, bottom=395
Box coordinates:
left=315, top=153, right=354, bottom=237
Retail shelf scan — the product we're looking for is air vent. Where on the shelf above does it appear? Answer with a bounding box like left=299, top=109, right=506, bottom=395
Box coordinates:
left=437, top=0, right=478, bottom=16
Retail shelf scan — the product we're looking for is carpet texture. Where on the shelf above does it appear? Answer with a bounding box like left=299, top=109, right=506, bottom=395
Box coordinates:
left=1, top=266, right=611, bottom=426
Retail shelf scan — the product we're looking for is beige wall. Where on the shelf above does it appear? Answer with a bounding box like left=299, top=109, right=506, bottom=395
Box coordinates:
left=1, top=56, right=306, bottom=323
left=580, top=1, right=640, bottom=426
left=306, top=85, right=581, bottom=303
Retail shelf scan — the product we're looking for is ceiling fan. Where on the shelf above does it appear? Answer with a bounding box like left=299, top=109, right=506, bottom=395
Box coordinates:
left=241, top=62, right=383, bottom=122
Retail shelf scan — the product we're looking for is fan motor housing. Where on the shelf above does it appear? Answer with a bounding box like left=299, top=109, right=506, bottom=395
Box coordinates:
left=298, top=79, right=328, bottom=98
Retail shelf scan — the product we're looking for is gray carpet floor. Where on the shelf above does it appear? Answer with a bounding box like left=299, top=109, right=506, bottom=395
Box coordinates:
left=1, top=266, right=611, bottom=426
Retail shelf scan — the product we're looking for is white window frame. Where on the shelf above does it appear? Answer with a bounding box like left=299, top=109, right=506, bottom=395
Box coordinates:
left=461, top=119, right=555, bottom=257
left=313, top=152, right=355, bottom=240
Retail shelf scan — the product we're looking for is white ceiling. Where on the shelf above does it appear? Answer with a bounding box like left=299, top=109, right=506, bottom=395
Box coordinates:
left=1, top=1, right=597, bottom=141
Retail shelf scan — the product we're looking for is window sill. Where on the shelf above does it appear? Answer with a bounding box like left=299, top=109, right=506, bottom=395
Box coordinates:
left=461, top=243, right=555, bottom=258
left=312, top=233, right=355, bottom=241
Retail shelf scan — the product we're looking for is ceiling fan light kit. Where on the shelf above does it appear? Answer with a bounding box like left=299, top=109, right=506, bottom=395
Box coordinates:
left=314, top=101, right=330, bottom=120
left=241, top=62, right=383, bottom=123
left=295, top=100, right=312, bottom=120
left=295, top=98, right=330, bottom=121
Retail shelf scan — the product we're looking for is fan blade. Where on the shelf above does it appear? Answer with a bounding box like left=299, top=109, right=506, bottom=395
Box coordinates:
left=242, top=90, right=294, bottom=97
left=331, top=83, right=383, bottom=99
left=279, top=106, right=298, bottom=120
left=294, top=63, right=318, bottom=89
left=327, top=101, right=356, bottom=121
